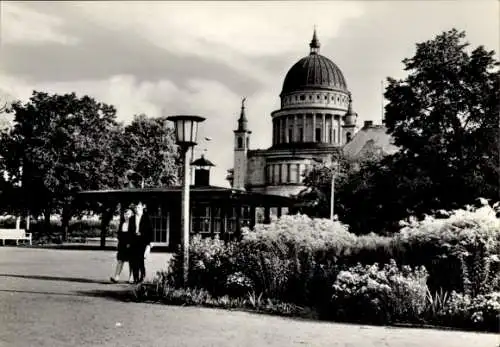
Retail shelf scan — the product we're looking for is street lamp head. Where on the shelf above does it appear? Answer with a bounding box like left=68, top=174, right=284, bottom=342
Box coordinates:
left=167, top=115, right=206, bottom=148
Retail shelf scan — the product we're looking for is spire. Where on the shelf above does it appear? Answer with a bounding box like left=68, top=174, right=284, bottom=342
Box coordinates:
left=309, top=26, right=320, bottom=54
left=236, top=97, right=248, bottom=132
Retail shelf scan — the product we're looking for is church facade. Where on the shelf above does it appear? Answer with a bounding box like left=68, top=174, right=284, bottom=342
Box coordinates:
left=227, top=30, right=396, bottom=197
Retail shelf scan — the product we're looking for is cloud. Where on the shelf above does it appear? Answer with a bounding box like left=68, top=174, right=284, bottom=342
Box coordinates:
left=0, top=3, right=77, bottom=45
left=0, top=72, right=276, bottom=186
left=1, top=1, right=498, bottom=186
left=70, top=1, right=364, bottom=55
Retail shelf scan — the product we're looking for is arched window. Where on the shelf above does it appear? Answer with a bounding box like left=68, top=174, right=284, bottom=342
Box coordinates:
left=237, top=137, right=243, bottom=149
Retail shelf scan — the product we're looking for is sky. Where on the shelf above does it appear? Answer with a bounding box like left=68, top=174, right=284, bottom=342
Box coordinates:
left=1, top=1, right=498, bottom=187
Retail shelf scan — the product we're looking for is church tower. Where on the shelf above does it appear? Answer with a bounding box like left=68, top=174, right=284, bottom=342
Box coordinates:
left=232, top=98, right=251, bottom=190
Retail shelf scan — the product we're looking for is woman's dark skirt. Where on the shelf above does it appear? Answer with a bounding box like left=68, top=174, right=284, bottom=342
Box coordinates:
left=116, top=242, right=131, bottom=262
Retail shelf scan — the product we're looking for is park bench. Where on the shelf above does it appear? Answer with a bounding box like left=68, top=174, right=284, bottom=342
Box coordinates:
left=0, top=229, right=32, bottom=246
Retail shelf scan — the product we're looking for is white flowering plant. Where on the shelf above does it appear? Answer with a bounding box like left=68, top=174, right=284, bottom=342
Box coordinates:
left=330, top=260, right=428, bottom=324
left=437, top=291, right=500, bottom=332
left=394, top=200, right=500, bottom=294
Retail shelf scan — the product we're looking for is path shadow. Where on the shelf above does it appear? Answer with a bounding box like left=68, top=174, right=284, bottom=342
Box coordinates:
left=74, top=289, right=136, bottom=302
left=0, top=288, right=135, bottom=303
left=0, top=273, right=111, bottom=285
left=0, top=289, right=80, bottom=297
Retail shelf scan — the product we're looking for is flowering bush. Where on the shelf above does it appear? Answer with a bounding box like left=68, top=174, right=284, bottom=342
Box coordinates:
left=394, top=200, right=500, bottom=293
left=162, top=202, right=499, bottom=331
left=169, top=235, right=238, bottom=294
left=237, top=214, right=355, bottom=304
left=225, top=272, right=254, bottom=298
left=437, top=291, right=500, bottom=332
left=330, top=260, right=428, bottom=324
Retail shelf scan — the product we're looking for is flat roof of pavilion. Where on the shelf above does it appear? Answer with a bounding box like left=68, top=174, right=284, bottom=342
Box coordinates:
left=77, top=185, right=295, bottom=206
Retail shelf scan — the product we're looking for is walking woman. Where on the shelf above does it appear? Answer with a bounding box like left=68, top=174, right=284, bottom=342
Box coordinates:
left=110, top=207, right=134, bottom=283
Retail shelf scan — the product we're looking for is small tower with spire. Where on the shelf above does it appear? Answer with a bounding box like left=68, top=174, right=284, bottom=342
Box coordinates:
left=309, top=26, right=320, bottom=54
left=342, top=93, right=357, bottom=143
left=232, top=97, right=252, bottom=190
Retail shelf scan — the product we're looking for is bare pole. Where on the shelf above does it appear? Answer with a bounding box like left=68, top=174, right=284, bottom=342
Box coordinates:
left=330, top=171, right=335, bottom=220
left=330, top=162, right=338, bottom=220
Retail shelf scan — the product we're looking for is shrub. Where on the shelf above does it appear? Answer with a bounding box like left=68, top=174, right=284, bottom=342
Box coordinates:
left=437, top=291, right=500, bottom=332
left=135, top=280, right=308, bottom=318
left=225, top=272, right=254, bottom=298
left=236, top=214, right=354, bottom=305
left=394, top=201, right=500, bottom=293
left=329, top=260, right=428, bottom=324
left=163, top=202, right=499, bottom=332
left=169, top=235, right=238, bottom=295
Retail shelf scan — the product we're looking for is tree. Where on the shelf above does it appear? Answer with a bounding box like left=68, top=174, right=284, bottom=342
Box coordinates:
left=302, top=29, right=499, bottom=234
left=300, top=147, right=384, bottom=219
left=0, top=91, right=123, bottom=237
left=121, top=114, right=179, bottom=188
left=384, top=29, right=499, bottom=210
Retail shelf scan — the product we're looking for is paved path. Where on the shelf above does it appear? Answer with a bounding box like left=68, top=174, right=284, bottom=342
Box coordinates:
left=0, top=247, right=498, bottom=347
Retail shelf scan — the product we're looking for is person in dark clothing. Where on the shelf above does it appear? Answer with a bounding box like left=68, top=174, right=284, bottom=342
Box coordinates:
left=110, top=208, right=134, bottom=283
left=128, top=202, right=153, bottom=284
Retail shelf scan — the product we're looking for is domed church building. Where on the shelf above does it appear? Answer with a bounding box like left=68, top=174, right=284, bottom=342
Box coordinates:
left=228, top=30, right=395, bottom=197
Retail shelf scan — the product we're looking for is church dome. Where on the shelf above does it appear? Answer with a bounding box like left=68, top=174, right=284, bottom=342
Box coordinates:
left=281, top=30, right=348, bottom=95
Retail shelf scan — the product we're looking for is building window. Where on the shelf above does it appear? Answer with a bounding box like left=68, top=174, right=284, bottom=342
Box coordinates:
left=317, top=95, right=320, bottom=99
left=300, top=95, right=305, bottom=100
left=346, top=132, right=352, bottom=143
left=290, top=164, right=298, bottom=183
left=287, top=164, right=291, bottom=183
left=324, top=95, right=328, bottom=100
left=309, top=95, right=312, bottom=100
left=150, top=209, right=169, bottom=244
left=240, top=206, right=251, bottom=229
left=192, top=204, right=211, bottom=234
left=226, top=207, right=237, bottom=234
left=298, top=128, right=304, bottom=142
left=237, top=137, right=243, bottom=149
left=315, top=128, right=321, bottom=142
left=246, top=137, right=249, bottom=148
left=288, top=128, right=293, bottom=142
left=212, top=207, right=223, bottom=234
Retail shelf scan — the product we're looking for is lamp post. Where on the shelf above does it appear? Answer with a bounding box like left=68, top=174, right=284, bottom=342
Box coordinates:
left=167, top=115, right=206, bottom=286
left=330, top=161, right=339, bottom=221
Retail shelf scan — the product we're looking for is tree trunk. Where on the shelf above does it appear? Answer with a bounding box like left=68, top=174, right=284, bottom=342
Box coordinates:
left=44, top=208, right=51, bottom=235
left=61, top=205, right=71, bottom=242
left=100, top=204, right=115, bottom=249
